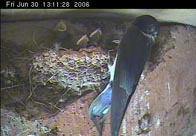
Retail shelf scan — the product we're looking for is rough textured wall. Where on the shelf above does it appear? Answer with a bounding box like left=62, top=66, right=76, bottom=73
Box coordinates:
left=40, top=25, right=196, bottom=136
left=1, top=9, right=196, bottom=26
left=122, top=25, right=196, bottom=136
left=1, top=15, right=196, bottom=135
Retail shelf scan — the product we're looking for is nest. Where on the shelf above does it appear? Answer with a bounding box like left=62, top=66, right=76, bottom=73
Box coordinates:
left=31, top=47, right=110, bottom=95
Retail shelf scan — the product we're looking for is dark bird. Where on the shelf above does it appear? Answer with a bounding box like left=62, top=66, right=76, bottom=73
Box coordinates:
left=111, top=15, right=160, bottom=136
left=89, top=54, right=117, bottom=136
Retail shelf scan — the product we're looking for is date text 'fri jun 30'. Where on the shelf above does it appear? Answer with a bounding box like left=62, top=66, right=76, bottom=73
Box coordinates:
left=6, top=1, right=90, bottom=8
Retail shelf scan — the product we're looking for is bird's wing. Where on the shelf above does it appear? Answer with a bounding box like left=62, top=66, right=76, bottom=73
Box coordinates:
left=117, top=26, right=152, bottom=96
left=111, top=25, right=153, bottom=136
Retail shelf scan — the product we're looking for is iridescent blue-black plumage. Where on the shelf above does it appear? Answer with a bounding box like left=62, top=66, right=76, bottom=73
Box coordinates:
left=89, top=83, right=112, bottom=136
left=111, top=15, right=160, bottom=136
left=89, top=55, right=117, bottom=136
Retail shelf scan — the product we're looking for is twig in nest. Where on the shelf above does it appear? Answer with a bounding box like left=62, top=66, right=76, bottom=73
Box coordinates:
left=31, top=98, right=48, bottom=107
left=48, top=102, right=62, bottom=112
left=28, top=50, right=35, bottom=54
left=45, top=72, right=58, bottom=84
left=26, top=65, right=37, bottom=101
left=32, top=31, right=50, bottom=50
left=31, top=98, right=62, bottom=112
left=54, top=88, right=71, bottom=106
left=1, top=84, right=23, bottom=90
left=32, top=31, right=38, bottom=47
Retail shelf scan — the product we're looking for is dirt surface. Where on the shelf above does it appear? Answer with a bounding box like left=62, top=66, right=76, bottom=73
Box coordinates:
left=1, top=19, right=196, bottom=136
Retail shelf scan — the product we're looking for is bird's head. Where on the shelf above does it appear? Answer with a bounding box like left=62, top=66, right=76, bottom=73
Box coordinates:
left=133, top=15, right=160, bottom=41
